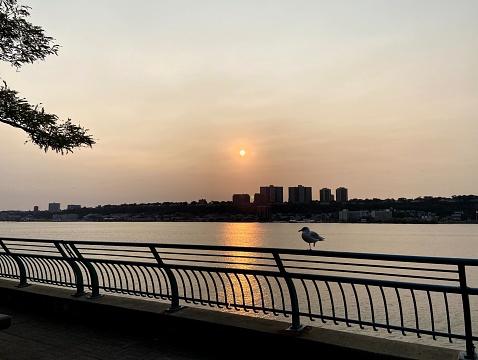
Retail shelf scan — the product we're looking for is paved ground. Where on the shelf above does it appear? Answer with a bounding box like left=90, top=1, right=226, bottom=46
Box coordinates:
left=0, top=305, right=222, bottom=360
left=0, top=279, right=465, bottom=360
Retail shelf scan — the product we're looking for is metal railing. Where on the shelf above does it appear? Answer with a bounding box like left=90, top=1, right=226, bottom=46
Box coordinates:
left=0, top=236, right=477, bottom=358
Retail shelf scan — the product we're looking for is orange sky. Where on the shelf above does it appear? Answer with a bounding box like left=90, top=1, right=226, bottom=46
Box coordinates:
left=0, top=0, right=477, bottom=211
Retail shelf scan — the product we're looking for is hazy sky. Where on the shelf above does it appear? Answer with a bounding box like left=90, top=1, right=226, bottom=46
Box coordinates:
left=1, top=0, right=477, bottom=211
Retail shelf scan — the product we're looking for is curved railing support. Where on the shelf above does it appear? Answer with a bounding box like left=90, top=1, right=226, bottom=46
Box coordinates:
left=0, top=240, right=29, bottom=288
left=149, top=246, right=183, bottom=312
left=54, top=241, right=86, bottom=297
left=67, top=243, right=102, bottom=299
left=273, top=252, right=304, bottom=332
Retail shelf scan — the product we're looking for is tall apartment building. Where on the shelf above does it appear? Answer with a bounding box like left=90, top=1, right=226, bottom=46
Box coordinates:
left=336, top=187, right=349, bottom=202
left=232, top=194, right=250, bottom=205
left=319, top=188, right=332, bottom=202
left=288, top=185, right=312, bottom=203
left=233, top=193, right=256, bottom=214
left=48, top=202, right=61, bottom=213
left=253, top=193, right=264, bottom=204
left=259, top=185, right=284, bottom=204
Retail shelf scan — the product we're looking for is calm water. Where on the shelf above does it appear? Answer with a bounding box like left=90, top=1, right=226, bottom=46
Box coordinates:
left=1, top=221, right=477, bottom=351
left=0, top=222, right=477, bottom=259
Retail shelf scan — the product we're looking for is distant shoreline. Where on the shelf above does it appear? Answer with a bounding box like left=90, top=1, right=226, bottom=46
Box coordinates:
left=1, top=219, right=477, bottom=225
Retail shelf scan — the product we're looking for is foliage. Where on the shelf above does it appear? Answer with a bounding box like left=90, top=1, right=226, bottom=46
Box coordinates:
left=0, top=0, right=94, bottom=153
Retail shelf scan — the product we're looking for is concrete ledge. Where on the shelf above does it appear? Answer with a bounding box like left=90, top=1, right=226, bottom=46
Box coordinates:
left=0, top=313, right=11, bottom=330
left=0, top=279, right=461, bottom=360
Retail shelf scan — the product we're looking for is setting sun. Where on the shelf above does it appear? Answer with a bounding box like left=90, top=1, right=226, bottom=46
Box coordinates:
left=239, top=149, right=246, bottom=156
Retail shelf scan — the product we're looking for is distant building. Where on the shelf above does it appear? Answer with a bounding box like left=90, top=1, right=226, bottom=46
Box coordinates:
left=288, top=185, right=312, bottom=203
left=67, top=204, right=81, bottom=210
left=253, top=193, right=264, bottom=204
left=48, top=202, right=61, bottom=213
left=259, top=185, right=284, bottom=204
left=338, top=209, right=366, bottom=222
left=319, top=188, right=332, bottom=203
left=233, top=193, right=256, bottom=214
left=232, top=194, right=250, bottom=205
left=371, top=209, right=393, bottom=222
left=52, top=213, right=78, bottom=221
left=336, top=187, right=348, bottom=202
left=451, top=211, right=464, bottom=221
left=33, top=206, right=39, bottom=212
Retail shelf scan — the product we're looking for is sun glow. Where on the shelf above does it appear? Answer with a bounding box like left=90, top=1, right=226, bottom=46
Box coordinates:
left=239, top=149, right=246, bottom=156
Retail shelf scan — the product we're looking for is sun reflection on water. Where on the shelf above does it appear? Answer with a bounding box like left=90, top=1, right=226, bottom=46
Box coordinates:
left=216, top=222, right=265, bottom=248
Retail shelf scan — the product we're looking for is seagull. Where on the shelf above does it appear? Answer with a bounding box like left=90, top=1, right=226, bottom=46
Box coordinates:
left=298, top=226, right=325, bottom=250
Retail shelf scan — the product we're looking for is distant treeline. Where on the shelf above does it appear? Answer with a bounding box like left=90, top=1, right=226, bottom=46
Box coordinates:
left=277, top=195, right=478, bottom=219
left=19, top=194, right=478, bottom=221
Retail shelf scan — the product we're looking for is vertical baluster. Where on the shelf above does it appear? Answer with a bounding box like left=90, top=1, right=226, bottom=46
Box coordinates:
left=458, top=264, right=475, bottom=359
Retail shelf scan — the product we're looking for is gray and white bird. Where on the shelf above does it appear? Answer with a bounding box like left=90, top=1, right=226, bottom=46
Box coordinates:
left=298, top=226, right=325, bottom=250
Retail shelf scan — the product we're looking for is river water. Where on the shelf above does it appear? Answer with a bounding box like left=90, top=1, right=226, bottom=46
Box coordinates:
left=1, top=221, right=477, bottom=351
left=0, top=222, right=477, bottom=258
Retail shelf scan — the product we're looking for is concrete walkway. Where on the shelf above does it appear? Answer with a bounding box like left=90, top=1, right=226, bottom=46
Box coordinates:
left=0, top=279, right=465, bottom=360
left=0, top=304, right=224, bottom=360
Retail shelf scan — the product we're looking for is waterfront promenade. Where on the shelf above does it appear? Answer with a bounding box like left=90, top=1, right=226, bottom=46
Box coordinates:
left=0, top=306, right=230, bottom=360
left=0, top=304, right=222, bottom=360
left=0, top=279, right=464, bottom=360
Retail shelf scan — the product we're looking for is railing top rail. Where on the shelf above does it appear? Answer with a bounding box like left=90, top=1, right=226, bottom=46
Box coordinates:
left=1, top=236, right=478, bottom=266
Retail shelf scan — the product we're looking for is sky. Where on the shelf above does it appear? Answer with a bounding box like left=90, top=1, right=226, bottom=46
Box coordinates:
left=1, top=0, right=477, bottom=211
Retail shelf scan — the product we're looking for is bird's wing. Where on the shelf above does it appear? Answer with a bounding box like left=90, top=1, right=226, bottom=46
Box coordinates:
left=310, top=231, right=324, bottom=240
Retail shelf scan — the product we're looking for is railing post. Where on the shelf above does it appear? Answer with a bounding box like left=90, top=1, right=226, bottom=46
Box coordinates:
left=54, top=242, right=86, bottom=297
left=66, top=243, right=102, bottom=299
left=0, top=240, right=29, bottom=288
left=149, top=246, right=183, bottom=312
left=458, top=264, right=476, bottom=359
left=272, top=252, right=304, bottom=332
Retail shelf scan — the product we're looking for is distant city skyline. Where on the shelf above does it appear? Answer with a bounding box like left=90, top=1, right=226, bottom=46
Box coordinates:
left=1, top=1, right=477, bottom=211
left=17, top=187, right=478, bottom=213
